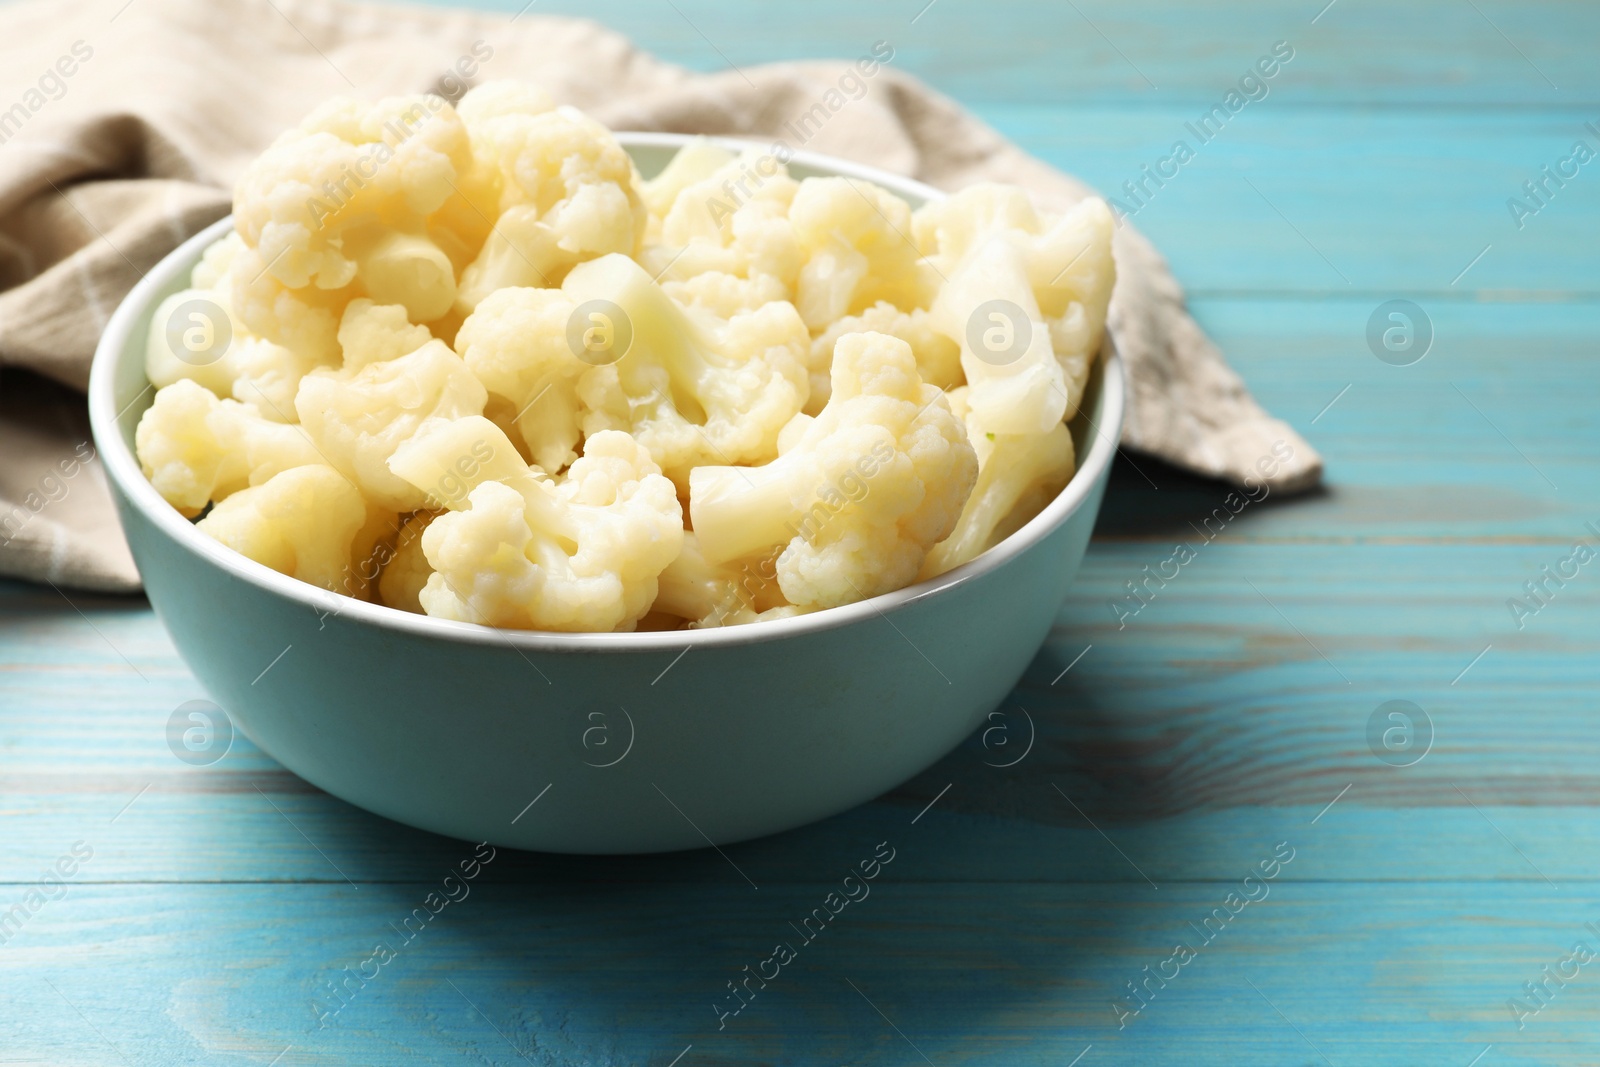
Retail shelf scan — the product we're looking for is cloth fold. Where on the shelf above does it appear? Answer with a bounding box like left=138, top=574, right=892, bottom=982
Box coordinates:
left=0, top=0, right=1321, bottom=593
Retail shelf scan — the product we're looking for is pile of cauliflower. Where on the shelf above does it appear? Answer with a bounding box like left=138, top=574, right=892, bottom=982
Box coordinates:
left=135, top=83, right=1115, bottom=633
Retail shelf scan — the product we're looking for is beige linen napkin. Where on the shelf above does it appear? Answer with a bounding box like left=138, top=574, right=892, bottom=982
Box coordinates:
left=0, top=0, right=1322, bottom=593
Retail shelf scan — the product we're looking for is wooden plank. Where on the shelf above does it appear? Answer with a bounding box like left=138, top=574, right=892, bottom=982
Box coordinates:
left=985, top=106, right=1600, bottom=298
left=1109, top=298, right=1600, bottom=541
left=4, top=536, right=1596, bottom=884
left=2, top=1, right=1594, bottom=1063
left=3, top=785, right=1597, bottom=885
left=428, top=0, right=1600, bottom=107
left=0, top=881, right=1592, bottom=1064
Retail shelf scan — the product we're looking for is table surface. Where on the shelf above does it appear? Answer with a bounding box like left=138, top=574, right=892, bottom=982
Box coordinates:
left=5, top=1, right=1599, bottom=1064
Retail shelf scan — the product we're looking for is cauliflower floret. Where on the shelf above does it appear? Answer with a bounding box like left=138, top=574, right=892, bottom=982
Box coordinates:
left=913, top=182, right=1043, bottom=271
left=345, top=506, right=406, bottom=602
left=145, top=287, right=241, bottom=401
left=789, top=177, right=936, bottom=330
left=806, top=301, right=961, bottom=413
left=430, top=81, right=557, bottom=254
left=332, top=297, right=434, bottom=367
left=453, top=287, right=587, bottom=472
left=294, top=300, right=487, bottom=512
left=643, top=150, right=802, bottom=294
left=652, top=532, right=791, bottom=628
left=228, top=271, right=347, bottom=368
left=929, top=233, right=1066, bottom=436
left=415, top=430, right=684, bottom=632
left=917, top=185, right=1115, bottom=331
left=376, top=511, right=439, bottom=613
left=638, top=138, right=737, bottom=227
left=454, top=85, right=646, bottom=312
left=224, top=335, right=329, bottom=420
left=386, top=416, right=532, bottom=511
left=196, top=465, right=386, bottom=592
left=688, top=331, right=977, bottom=609
left=913, top=188, right=1108, bottom=568
left=135, top=379, right=323, bottom=516
left=565, top=253, right=810, bottom=488
left=1027, top=199, right=1117, bottom=411
left=190, top=230, right=244, bottom=290
left=922, top=406, right=1076, bottom=578
left=146, top=234, right=333, bottom=421
left=230, top=93, right=471, bottom=362
left=153, top=87, right=1108, bottom=632
left=662, top=271, right=789, bottom=319
left=921, top=187, right=1115, bottom=428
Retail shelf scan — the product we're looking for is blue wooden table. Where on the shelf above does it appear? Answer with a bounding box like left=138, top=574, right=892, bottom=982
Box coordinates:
left=4, top=1, right=1598, bottom=1063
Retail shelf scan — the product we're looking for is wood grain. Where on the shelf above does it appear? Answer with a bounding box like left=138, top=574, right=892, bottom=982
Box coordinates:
left=2, top=1, right=1598, bottom=1063
left=426, top=0, right=1600, bottom=107
left=1, top=882, right=1593, bottom=1065
left=992, top=108, right=1600, bottom=298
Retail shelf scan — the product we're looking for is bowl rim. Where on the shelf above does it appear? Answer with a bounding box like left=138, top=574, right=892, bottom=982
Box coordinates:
left=88, top=132, right=1125, bottom=653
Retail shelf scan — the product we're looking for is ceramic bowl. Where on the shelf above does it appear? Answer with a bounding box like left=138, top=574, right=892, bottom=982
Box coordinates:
left=87, top=134, right=1124, bottom=853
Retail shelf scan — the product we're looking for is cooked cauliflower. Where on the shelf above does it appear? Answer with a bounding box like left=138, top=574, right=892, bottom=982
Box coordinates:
left=146, top=234, right=331, bottom=421
left=453, top=287, right=586, bottom=472
left=376, top=511, right=439, bottom=613
left=295, top=300, right=487, bottom=512
left=231, top=93, right=472, bottom=351
left=136, top=379, right=322, bottom=516
left=922, top=410, right=1076, bottom=578
left=145, top=287, right=240, bottom=401
left=196, top=465, right=384, bottom=593
left=416, top=430, right=683, bottom=631
left=228, top=271, right=348, bottom=369
left=138, top=94, right=1109, bottom=634
left=454, top=85, right=646, bottom=312
left=929, top=233, right=1066, bottom=436
left=223, top=336, right=327, bottom=422
left=638, top=138, right=737, bottom=227
left=921, top=186, right=1115, bottom=429
left=789, top=177, right=935, bottom=330
left=662, top=271, right=790, bottom=319
left=565, top=253, right=810, bottom=487
left=689, top=331, right=977, bottom=609
left=911, top=186, right=1109, bottom=572
left=652, top=532, right=793, bottom=628
left=387, top=415, right=532, bottom=511
left=642, top=149, right=802, bottom=295
left=806, top=301, right=961, bottom=412
left=917, top=184, right=1116, bottom=328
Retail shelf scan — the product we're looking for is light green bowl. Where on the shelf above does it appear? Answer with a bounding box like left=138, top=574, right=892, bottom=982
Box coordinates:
left=87, top=135, right=1124, bottom=854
